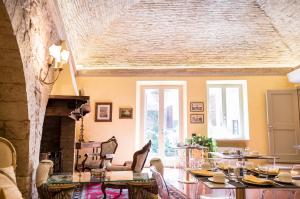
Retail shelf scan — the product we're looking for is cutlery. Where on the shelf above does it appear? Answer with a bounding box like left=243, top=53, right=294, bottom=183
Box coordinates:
left=272, top=181, right=284, bottom=187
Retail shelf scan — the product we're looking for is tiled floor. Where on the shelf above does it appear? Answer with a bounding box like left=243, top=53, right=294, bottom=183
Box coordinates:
left=163, top=167, right=300, bottom=199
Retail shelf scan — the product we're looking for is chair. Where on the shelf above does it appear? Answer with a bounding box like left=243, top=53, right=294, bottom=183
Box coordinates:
left=102, top=140, right=152, bottom=198
left=81, top=136, right=118, bottom=170
left=36, top=160, right=76, bottom=199
left=151, top=166, right=170, bottom=199
left=99, top=136, right=118, bottom=168
left=0, top=137, right=23, bottom=199
left=106, top=140, right=151, bottom=172
left=126, top=158, right=164, bottom=199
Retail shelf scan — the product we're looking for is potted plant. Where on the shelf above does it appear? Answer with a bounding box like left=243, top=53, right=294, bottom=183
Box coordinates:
left=191, top=134, right=217, bottom=152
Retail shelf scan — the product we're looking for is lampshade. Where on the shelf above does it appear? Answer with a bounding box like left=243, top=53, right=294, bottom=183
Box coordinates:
left=287, top=67, right=300, bottom=83
left=48, top=44, right=62, bottom=61
left=60, top=50, right=70, bottom=62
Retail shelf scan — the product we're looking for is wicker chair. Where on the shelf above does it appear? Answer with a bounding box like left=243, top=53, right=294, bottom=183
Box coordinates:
left=36, top=160, right=76, bottom=199
left=102, top=140, right=152, bottom=199
left=0, top=137, right=23, bottom=199
left=126, top=158, right=164, bottom=199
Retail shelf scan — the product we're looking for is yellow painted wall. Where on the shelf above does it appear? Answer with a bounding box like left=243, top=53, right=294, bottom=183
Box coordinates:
left=70, top=75, right=294, bottom=164
left=51, top=63, right=77, bottom=95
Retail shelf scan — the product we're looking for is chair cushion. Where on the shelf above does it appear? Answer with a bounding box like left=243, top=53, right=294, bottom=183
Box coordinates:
left=106, top=165, right=131, bottom=171
left=0, top=166, right=22, bottom=199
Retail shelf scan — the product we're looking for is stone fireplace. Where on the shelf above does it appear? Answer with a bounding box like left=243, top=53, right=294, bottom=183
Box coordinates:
left=40, top=95, right=89, bottom=172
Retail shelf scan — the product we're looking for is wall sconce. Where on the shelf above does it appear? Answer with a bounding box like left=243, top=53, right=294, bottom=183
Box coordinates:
left=39, top=41, right=70, bottom=85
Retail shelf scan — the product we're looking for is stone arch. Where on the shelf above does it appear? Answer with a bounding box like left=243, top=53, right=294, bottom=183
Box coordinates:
left=1, top=0, right=61, bottom=198
left=0, top=0, right=30, bottom=196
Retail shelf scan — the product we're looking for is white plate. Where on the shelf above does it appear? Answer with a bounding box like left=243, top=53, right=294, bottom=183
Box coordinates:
left=208, top=177, right=229, bottom=184
left=274, top=177, right=294, bottom=184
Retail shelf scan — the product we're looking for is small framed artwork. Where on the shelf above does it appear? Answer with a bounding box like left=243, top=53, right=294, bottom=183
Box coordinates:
left=119, top=107, right=133, bottom=119
left=190, top=102, right=204, bottom=112
left=95, top=102, right=112, bottom=122
left=190, top=114, right=204, bottom=124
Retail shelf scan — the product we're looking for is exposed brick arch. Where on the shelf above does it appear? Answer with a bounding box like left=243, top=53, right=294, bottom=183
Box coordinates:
left=1, top=0, right=61, bottom=198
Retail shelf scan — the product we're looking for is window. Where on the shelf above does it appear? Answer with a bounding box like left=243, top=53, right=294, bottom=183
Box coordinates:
left=207, top=80, right=249, bottom=140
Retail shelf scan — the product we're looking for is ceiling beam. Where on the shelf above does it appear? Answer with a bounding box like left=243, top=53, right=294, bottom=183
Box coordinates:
left=77, top=67, right=292, bottom=77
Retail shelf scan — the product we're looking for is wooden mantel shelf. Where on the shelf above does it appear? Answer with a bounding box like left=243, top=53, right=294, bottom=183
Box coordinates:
left=49, top=95, right=90, bottom=101
left=46, top=95, right=90, bottom=117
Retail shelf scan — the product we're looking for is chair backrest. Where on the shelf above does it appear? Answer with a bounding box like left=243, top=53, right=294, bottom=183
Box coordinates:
left=0, top=137, right=17, bottom=169
left=131, top=140, right=151, bottom=173
left=100, top=136, right=118, bottom=158
left=150, top=166, right=169, bottom=199
left=36, top=160, right=54, bottom=188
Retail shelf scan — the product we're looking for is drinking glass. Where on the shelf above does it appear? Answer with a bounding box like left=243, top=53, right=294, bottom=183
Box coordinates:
left=257, top=164, right=267, bottom=179
left=291, top=164, right=300, bottom=178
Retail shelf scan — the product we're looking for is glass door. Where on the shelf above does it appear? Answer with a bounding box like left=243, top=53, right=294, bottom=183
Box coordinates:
left=141, top=85, right=183, bottom=163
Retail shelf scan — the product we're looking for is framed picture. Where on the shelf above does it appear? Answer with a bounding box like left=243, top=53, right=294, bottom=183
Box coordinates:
left=190, top=102, right=204, bottom=112
left=95, top=102, right=112, bottom=122
left=190, top=114, right=204, bottom=124
left=119, top=107, right=133, bottom=119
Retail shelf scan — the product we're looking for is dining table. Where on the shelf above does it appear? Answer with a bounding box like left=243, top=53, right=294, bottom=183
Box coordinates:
left=47, top=170, right=153, bottom=198
left=189, top=170, right=300, bottom=199
left=175, top=144, right=208, bottom=183
left=209, top=152, right=278, bottom=164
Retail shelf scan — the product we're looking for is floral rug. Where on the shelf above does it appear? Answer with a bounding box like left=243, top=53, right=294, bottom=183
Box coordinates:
left=73, top=183, right=187, bottom=199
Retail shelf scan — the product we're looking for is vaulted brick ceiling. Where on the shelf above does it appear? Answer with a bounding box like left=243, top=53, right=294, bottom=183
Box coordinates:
left=56, top=0, right=300, bottom=73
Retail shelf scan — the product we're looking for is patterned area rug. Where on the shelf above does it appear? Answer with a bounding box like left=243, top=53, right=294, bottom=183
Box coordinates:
left=73, top=183, right=128, bottom=199
left=167, top=183, right=188, bottom=199
left=73, top=183, right=187, bottom=199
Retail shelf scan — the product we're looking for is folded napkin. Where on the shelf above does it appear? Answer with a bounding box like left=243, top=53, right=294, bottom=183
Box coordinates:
left=243, top=175, right=273, bottom=185
left=258, top=167, right=279, bottom=175
left=190, top=169, right=214, bottom=177
left=218, top=163, right=230, bottom=170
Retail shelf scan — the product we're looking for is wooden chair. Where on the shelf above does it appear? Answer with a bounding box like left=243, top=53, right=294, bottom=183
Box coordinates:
left=81, top=136, right=118, bottom=170
left=102, top=140, right=152, bottom=198
left=99, top=136, right=118, bottom=168
left=0, top=137, right=22, bottom=199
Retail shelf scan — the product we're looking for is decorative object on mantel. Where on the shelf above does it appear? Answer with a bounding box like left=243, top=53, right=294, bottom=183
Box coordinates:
left=190, top=102, right=204, bottom=112
left=190, top=114, right=204, bottom=123
left=69, top=103, right=91, bottom=142
left=119, top=107, right=133, bottom=119
left=95, top=102, right=112, bottom=122
left=39, top=40, right=70, bottom=85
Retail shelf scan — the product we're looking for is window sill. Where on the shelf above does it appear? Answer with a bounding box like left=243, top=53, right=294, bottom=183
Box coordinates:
left=214, top=138, right=249, bottom=142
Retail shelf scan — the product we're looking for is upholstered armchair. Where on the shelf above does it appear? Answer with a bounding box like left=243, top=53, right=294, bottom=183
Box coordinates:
left=81, top=136, right=118, bottom=170
left=0, top=137, right=23, bottom=199
left=36, top=160, right=76, bottom=199
left=106, top=140, right=151, bottom=172
left=102, top=140, right=152, bottom=199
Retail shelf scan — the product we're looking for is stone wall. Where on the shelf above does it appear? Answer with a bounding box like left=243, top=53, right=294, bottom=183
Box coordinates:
left=1, top=0, right=61, bottom=198
left=0, top=0, right=30, bottom=196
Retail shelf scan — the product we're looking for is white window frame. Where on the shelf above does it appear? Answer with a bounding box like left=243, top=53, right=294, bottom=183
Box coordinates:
left=207, top=80, right=249, bottom=140
left=136, top=81, right=187, bottom=150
